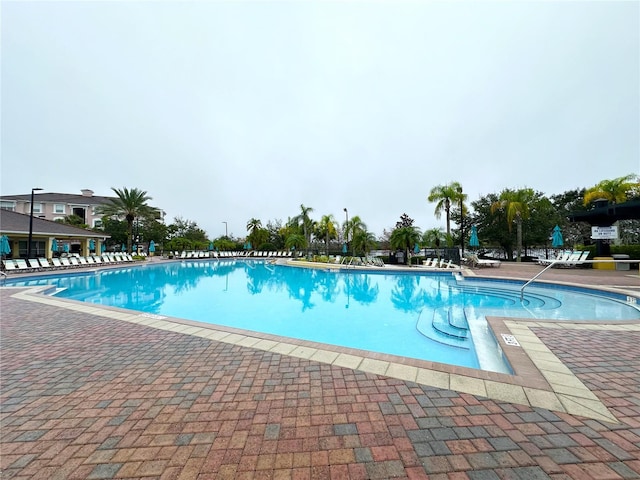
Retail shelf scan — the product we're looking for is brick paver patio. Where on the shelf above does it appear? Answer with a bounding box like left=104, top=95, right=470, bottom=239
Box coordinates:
left=1, top=262, right=639, bottom=479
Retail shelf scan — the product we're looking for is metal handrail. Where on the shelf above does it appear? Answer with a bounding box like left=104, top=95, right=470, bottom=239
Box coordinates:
left=520, top=260, right=558, bottom=301
left=520, top=258, right=637, bottom=301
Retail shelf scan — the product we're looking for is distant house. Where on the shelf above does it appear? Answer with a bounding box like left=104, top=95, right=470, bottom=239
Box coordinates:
left=0, top=209, right=108, bottom=259
left=0, top=188, right=165, bottom=229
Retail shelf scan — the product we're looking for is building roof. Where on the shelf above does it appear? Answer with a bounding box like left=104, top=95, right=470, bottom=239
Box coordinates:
left=568, top=199, right=640, bottom=226
left=0, top=191, right=114, bottom=206
left=0, top=209, right=107, bottom=239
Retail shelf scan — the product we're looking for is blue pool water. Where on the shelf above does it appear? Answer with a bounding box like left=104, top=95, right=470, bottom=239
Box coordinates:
left=6, top=260, right=640, bottom=373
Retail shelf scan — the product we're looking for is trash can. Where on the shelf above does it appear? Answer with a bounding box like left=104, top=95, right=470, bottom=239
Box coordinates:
left=612, top=254, right=630, bottom=271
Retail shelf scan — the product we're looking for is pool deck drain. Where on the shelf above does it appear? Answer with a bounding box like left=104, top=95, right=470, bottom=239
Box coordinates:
left=2, top=262, right=640, bottom=479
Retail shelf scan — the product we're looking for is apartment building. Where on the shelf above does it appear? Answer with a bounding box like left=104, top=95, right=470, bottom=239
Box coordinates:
left=0, top=189, right=164, bottom=228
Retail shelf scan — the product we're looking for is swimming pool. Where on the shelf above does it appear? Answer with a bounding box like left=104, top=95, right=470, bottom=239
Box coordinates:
left=6, top=260, right=640, bottom=373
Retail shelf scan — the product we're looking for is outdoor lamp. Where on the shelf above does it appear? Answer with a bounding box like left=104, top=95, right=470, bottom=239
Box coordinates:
left=27, top=188, right=43, bottom=259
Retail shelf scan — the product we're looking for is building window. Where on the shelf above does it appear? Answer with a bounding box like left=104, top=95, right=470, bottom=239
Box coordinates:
left=0, top=201, right=15, bottom=211
left=32, top=203, right=43, bottom=214
left=54, top=204, right=66, bottom=214
left=93, top=219, right=103, bottom=228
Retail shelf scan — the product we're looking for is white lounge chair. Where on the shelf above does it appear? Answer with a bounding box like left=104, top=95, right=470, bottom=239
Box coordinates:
left=38, top=258, right=53, bottom=269
left=3, top=259, right=18, bottom=272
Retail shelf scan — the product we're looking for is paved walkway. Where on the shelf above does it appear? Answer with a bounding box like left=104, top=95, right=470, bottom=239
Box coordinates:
left=1, top=262, right=639, bottom=479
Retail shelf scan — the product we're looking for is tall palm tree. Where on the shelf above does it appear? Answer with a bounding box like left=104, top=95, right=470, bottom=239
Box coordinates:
left=246, top=218, right=262, bottom=233
left=428, top=182, right=466, bottom=236
left=295, top=204, right=314, bottom=257
left=97, top=187, right=154, bottom=253
left=390, top=226, right=421, bottom=266
left=316, top=214, right=338, bottom=258
left=246, top=218, right=262, bottom=248
left=583, top=174, right=639, bottom=205
left=490, top=188, right=534, bottom=262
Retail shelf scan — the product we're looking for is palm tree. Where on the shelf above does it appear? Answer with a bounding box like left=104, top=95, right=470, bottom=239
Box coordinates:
left=97, top=187, right=154, bottom=253
left=284, top=233, right=306, bottom=256
left=344, top=215, right=367, bottom=254
left=246, top=218, right=262, bottom=249
left=422, top=228, right=445, bottom=249
left=352, top=229, right=377, bottom=257
left=390, top=226, right=421, bottom=266
left=246, top=218, right=262, bottom=234
left=490, top=188, right=534, bottom=262
left=583, top=174, right=639, bottom=205
left=316, top=214, right=338, bottom=258
left=294, top=204, right=314, bottom=258
left=428, top=182, right=466, bottom=236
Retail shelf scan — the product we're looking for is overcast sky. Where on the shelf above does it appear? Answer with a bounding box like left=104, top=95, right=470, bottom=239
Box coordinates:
left=2, top=1, right=638, bottom=239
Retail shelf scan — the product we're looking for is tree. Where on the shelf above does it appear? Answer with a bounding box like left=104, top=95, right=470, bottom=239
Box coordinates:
left=428, top=182, right=466, bottom=237
left=395, top=213, right=414, bottom=229
left=344, top=215, right=367, bottom=253
left=315, top=214, right=338, bottom=257
left=246, top=218, right=263, bottom=249
left=390, top=225, right=421, bottom=266
left=96, top=187, right=155, bottom=253
left=285, top=233, right=306, bottom=255
left=422, top=228, right=445, bottom=249
left=58, top=214, right=88, bottom=229
left=352, top=229, right=377, bottom=257
left=583, top=174, right=640, bottom=205
left=294, top=204, right=314, bottom=258
left=490, top=188, right=535, bottom=262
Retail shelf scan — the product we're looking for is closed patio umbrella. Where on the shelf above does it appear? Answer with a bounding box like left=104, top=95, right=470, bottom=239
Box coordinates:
left=551, top=225, right=563, bottom=248
left=0, top=235, right=11, bottom=257
left=51, top=238, right=59, bottom=253
left=208, top=241, right=214, bottom=251
left=101, top=243, right=106, bottom=253
left=63, top=243, right=70, bottom=253
left=149, top=240, right=155, bottom=253
left=342, top=243, right=347, bottom=254
left=469, top=225, right=480, bottom=248
left=121, top=243, right=126, bottom=252
left=89, top=239, right=95, bottom=251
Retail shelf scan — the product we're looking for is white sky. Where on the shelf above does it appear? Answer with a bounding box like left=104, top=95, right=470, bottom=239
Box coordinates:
left=2, top=1, right=639, bottom=239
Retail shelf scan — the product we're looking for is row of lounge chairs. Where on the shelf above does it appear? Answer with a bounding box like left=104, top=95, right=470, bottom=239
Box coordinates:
left=537, top=251, right=589, bottom=267
left=422, top=258, right=458, bottom=269
left=173, top=250, right=296, bottom=259
left=2, top=254, right=134, bottom=273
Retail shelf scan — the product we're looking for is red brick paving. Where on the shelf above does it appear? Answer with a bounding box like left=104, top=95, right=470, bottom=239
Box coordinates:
left=2, top=264, right=640, bottom=479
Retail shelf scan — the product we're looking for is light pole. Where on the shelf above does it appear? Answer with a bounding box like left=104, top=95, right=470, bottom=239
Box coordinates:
left=27, top=188, right=43, bottom=259
left=222, top=221, right=228, bottom=238
left=343, top=208, right=349, bottom=256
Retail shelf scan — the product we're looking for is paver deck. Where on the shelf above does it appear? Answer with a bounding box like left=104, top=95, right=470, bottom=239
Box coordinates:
left=1, top=261, right=639, bottom=479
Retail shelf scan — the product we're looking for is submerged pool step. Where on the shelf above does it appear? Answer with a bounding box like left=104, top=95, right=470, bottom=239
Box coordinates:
left=432, top=307, right=469, bottom=339
left=416, top=307, right=470, bottom=349
left=453, top=283, right=562, bottom=309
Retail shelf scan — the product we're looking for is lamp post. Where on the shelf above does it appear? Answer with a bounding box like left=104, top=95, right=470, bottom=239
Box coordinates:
left=343, top=208, right=349, bottom=256
left=222, top=221, right=228, bottom=238
left=27, top=188, right=43, bottom=259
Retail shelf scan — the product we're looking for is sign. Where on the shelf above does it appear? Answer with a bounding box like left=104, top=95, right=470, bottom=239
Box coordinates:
left=591, top=226, right=618, bottom=240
